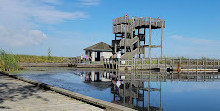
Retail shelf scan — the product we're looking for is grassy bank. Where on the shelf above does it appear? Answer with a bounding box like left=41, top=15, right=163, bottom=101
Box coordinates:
left=0, top=50, right=67, bottom=71
left=14, top=54, right=65, bottom=63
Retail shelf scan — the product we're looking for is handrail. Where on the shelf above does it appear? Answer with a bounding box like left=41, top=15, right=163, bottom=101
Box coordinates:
left=103, top=57, right=220, bottom=70
left=113, top=16, right=165, bottom=27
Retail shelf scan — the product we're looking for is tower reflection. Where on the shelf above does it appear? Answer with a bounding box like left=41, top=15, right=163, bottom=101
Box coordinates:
left=81, top=69, right=220, bottom=111
left=111, top=71, right=163, bottom=111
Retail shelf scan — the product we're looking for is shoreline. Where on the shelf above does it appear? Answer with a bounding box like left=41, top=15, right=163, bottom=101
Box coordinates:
left=18, top=62, right=105, bottom=68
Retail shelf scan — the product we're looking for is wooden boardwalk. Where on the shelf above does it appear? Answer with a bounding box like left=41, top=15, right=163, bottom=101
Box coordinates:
left=0, top=73, right=104, bottom=111
left=104, top=58, right=220, bottom=72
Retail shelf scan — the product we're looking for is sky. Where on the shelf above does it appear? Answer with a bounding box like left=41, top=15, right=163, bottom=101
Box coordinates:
left=0, top=0, right=220, bottom=58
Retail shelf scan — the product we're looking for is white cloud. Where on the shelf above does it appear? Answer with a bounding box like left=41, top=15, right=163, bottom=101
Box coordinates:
left=39, top=0, right=61, bottom=5
left=169, top=35, right=183, bottom=39
left=169, top=34, right=220, bottom=46
left=0, top=26, right=47, bottom=47
left=0, top=0, right=87, bottom=24
left=80, top=0, right=100, bottom=6
left=0, top=0, right=87, bottom=47
left=166, top=34, right=220, bottom=58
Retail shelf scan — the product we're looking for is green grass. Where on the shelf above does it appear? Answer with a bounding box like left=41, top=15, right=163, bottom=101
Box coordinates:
left=13, top=54, right=65, bottom=63
left=0, top=50, right=19, bottom=71
left=0, top=50, right=66, bottom=71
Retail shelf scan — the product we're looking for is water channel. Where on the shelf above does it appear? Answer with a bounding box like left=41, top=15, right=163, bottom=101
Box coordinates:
left=13, top=67, right=220, bottom=111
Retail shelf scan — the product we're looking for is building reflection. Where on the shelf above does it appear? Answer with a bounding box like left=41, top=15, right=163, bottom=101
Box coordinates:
left=108, top=70, right=220, bottom=111
left=75, top=69, right=220, bottom=111
left=83, top=71, right=114, bottom=82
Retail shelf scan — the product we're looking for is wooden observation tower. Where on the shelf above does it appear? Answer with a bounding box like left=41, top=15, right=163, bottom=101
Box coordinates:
left=112, top=16, right=165, bottom=59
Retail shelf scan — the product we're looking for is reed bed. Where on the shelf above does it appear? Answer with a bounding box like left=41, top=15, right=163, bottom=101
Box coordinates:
left=0, top=50, right=19, bottom=71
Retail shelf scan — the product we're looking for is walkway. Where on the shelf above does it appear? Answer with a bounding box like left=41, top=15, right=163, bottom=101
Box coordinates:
left=0, top=74, right=104, bottom=111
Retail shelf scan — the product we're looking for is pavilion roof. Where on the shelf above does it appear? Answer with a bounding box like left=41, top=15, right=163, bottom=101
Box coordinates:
left=84, top=42, right=112, bottom=52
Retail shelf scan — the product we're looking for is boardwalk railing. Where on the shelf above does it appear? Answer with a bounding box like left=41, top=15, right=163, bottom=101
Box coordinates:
left=104, top=58, right=220, bottom=70
left=71, top=56, right=92, bottom=64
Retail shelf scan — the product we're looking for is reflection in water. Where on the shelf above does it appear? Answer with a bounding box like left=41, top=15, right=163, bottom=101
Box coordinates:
left=16, top=68, right=220, bottom=111
left=81, top=70, right=220, bottom=111
left=110, top=71, right=163, bottom=111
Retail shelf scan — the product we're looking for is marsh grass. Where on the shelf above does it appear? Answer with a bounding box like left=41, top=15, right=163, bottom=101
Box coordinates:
left=0, top=50, right=65, bottom=71
left=13, top=55, right=65, bottom=63
left=0, top=50, right=19, bottom=71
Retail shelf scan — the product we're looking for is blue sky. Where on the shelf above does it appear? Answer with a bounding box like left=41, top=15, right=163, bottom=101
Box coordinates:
left=0, top=0, right=220, bottom=58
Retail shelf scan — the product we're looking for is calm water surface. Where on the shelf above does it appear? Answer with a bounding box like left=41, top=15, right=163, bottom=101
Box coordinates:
left=13, top=67, right=220, bottom=111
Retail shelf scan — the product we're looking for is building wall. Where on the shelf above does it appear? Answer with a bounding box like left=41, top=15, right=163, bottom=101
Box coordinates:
left=91, top=52, right=95, bottom=62
left=102, top=52, right=112, bottom=58
left=87, top=51, right=112, bottom=62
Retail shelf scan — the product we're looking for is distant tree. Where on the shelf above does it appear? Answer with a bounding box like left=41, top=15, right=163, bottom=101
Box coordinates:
left=201, top=56, right=209, bottom=60
left=48, top=48, right=52, bottom=60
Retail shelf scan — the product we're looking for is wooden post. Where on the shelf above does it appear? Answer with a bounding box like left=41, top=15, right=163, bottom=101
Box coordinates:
left=196, top=71, right=198, bottom=81
left=196, top=59, right=198, bottom=70
left=108, top=59, right=110, bottom=69
left=213, top=59, right=215, bottom=69
left=104, top=58, right=107, bottom=68
left=138, top=38, right=140, bottom=58
left=189, top=59, right=191, bottom=69
left=160, top=80, right=162, bottom=111
left=187, top=59, right=190, bottom=69
left=161, top=21, right=163, bottom=58
left=149, top=17, right=152, bottom=59
left=157, top=58, right=159, bottom=68
left=165, top=58, right=167, bottom=70
left=144, top=28, right=146, bottom=58
left=132, top=57, right=133, bottom=70
left=203, top=60, right=205, bottom=69
left=172, top=58, right=174, bottom=67
left=111, top=59, right=113, bottom=69
left=106, top=59, right=108, bottom=68
left=114, top=34, right=117, bottom=53
left=109, top=59, right=111, bottom=69
left=205, top=59, right=207, bottom=70
left=134, top=58, right=136, bottom=70
left=218, top=60, right=219, bottom=68
left=105, top=59, right=107, bottom=68
left=118, top=58, right=120, bottom=70
left=108, top=59, right=109, bottom=69
left=125, top=25, right=127, bottom=54
left=178, top=62, right=180, bottom=73
left=116, top=59, right=118, bottom=69
left=148, top=73, right=151, bottom=111
left=142, top=58, right=143, bottom=69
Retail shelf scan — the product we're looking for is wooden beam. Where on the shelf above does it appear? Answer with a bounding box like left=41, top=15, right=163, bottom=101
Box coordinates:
left=149, top=17, right=152, bottom=59
left=161, top=21, right=163, bottom=58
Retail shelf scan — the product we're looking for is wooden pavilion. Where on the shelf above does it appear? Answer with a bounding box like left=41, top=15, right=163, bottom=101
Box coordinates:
left=84, top=42, right=112, bottom=62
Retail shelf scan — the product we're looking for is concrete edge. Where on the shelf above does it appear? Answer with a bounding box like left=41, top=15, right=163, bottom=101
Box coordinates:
left=0, top=71, right=136, bottom=111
